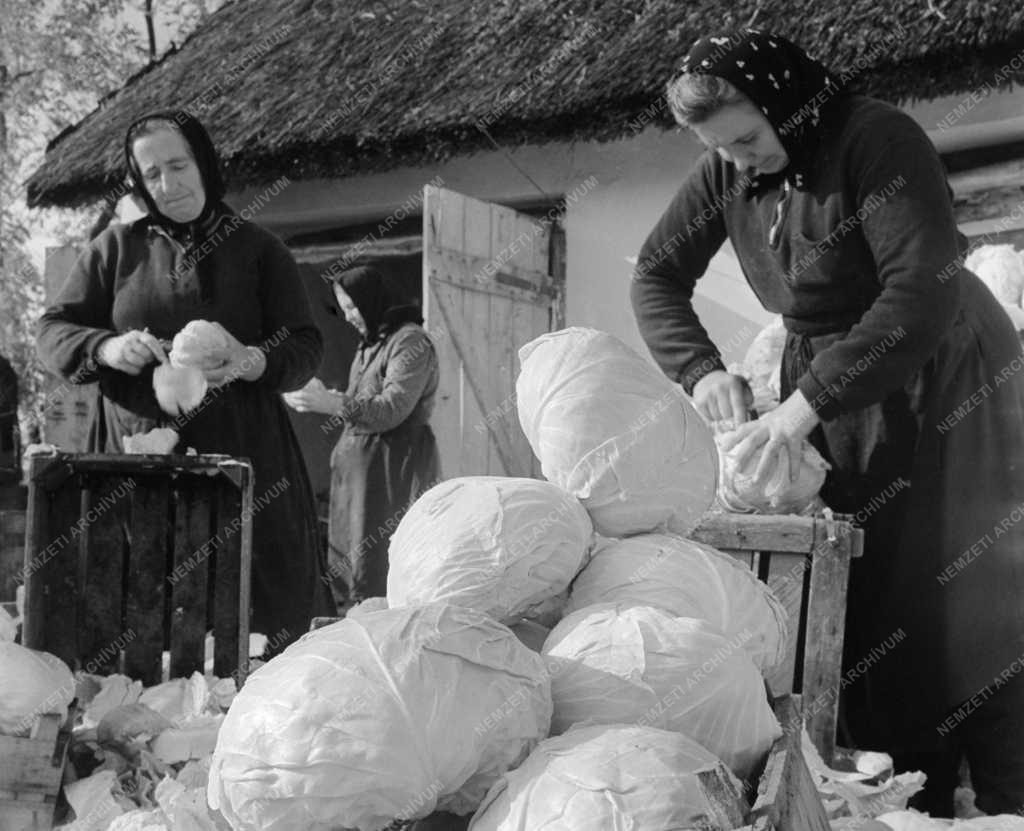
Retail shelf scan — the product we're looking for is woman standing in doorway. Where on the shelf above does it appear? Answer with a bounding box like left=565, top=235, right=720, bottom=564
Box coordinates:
left=284, top=265, right=440, bottom=608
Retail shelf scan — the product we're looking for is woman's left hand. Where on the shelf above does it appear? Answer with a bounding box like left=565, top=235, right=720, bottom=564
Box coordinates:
left=717, top=391, right=821, bottom=485
left=282, top=378, right=348, bottom=415
left=201, top=324, right=267, bottom=387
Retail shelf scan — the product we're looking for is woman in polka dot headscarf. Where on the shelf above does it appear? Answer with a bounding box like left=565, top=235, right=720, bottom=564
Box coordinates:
left=632, top=29, right=1024, bottom=815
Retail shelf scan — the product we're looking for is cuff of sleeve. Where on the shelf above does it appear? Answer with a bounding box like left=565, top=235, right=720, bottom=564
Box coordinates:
left=678, top=354, right=727, bottom=396
left=797, top=368, right=845, bottom=422
left=81, top=333, right=113, bottom=381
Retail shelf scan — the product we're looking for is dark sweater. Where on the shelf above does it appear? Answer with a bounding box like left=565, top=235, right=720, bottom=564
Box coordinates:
left=631, top=95, right=967, bottom=421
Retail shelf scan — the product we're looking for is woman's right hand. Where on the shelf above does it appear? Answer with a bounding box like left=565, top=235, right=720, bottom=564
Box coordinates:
left=97, top=330, right=167, bottom=375
left=692, top=370, right=753, bottom=427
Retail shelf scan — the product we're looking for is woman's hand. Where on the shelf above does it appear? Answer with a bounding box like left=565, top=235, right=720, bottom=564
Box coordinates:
left=97, top=329, right=167, bottom=375
left=717, top=390, right=821, bottom=485
left=692, top=370, right=754, bottom=428
left=282, top=378, right=349, bottom=416
left=200, top=324, right=266, bottom=387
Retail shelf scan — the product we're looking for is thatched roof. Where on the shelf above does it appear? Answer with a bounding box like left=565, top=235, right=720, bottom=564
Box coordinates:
left=26, top=0, right=1024, bottom=208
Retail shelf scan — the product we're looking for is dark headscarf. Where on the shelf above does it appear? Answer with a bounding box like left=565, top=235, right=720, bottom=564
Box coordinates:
left=678, top=30, right=847, bottom=187
left=335, top=266, right=424, bottom=344
left=124, top=110, right=229, bottom=301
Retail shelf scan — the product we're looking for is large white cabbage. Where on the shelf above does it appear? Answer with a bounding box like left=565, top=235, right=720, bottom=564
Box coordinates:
left=564, top=533, right=788, bottom=672
left=0, top=642, right=75, bottom=736
left=543, top=604, right=781, bottom=779
left=516, top=327, right=718, bottom=537
left=717, top=435, right=829, bottom=514
left=387, top=477, right=593, bottom=623
left=208, top=603, right=553, bottom=831
left=469, top=723, right=746, bottom=831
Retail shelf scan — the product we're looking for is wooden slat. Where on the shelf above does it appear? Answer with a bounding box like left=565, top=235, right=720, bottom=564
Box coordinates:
left=169, top=481, right=211, bottom=679
left=691, top=514, right=819, bottom=553
left=800, top=526, right=855, bottom=763
left=79, top=476, right=130, bottom=675
left=123, top=478, right=168, bottom=685
left=723, top=548, right=756, bottom=570
left=213, top=468, right=252, bottom=680
left=462, top=277, right=497, bottom=474
left=23, top=473, right=81, bottom=670
left=764, top=552, right=807, bottom=697
left=509, top=296, right=543, bottom=479
left=427, top=275, right=465, bottom=478
left=437, top=186, right=465, bottom=253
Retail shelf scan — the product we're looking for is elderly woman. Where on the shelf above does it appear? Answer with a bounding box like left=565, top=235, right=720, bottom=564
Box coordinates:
left=632, top=30, right=1024, bottom=813
left=37, top=111, right=332, bottom=653
left=284, top=265, right=440, bottom=607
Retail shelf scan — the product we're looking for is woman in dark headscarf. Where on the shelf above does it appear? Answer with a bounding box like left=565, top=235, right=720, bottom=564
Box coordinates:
left=284, top=265, right=441, bottom=606
left=37, top=111, right=333, bottom=654
left=632, top=30, right=1024, bottom=814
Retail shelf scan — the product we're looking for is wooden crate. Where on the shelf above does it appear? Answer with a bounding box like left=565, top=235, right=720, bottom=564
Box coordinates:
left=0, top=713, right=72, bottom=831
left=691, top=513, right=863, bottom=764
left=21, top=450, right=254, bottom=685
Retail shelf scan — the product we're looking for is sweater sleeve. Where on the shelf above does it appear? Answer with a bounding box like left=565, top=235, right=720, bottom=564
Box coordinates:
left=630, top=151, right=730, bottom=393
left=35, top=234, right=118, bottom=384
left=255, top=232, right=325, bottom=393
left=343, top=328, right=435, bottom=433
left=796, top=110, right=963, bottom=421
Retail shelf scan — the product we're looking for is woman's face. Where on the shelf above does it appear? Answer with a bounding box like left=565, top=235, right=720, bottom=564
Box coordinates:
left=691, top=99, right=789, bottom=177
left=334, top=285, right=368, bottom=336
left=132, top=128, right=206, bottom=223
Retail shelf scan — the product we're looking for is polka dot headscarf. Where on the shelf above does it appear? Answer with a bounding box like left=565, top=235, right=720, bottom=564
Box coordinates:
left=678, top=29, right=846, bottom=186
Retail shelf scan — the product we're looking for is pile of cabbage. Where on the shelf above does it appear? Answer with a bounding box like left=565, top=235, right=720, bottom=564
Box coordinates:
left=207, top=327, right=790, bottom=831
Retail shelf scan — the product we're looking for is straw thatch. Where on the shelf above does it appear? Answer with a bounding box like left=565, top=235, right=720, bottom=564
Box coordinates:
left=26, top=0, right=1024, bottom=208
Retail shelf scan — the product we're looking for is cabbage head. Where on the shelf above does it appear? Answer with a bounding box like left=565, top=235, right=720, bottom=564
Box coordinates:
left=717, top=435, right=829, bottom=515
left=516, top=327, right=718, bottom=537
left=208, top=603, right=553, bottom=831
left=543, top=604, right=780, bottom=779
left=387, top=477, right=593, bottom=624
left=469, top=723, right=746, bottom=831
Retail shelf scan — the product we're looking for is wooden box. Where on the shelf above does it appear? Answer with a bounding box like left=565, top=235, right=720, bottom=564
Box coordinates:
left=21, top=450, right=254, bottom=686
left=0, top=713, right=72, bottom=831
left=691, top=513, right=863, bottom=764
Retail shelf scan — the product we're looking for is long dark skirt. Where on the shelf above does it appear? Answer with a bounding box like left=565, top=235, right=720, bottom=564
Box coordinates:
left=328, top=423, right=441, bottom=604
left=781, top=273, right=1024, bottom=755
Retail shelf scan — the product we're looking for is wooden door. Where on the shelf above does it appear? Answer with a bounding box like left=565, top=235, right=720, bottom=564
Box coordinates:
left=423, top=186, right=564, bottom=479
